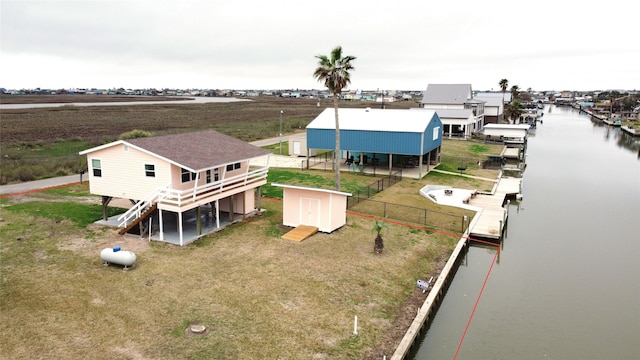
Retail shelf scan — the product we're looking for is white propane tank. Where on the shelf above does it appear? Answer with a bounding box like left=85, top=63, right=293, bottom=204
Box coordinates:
left=100, top=246, right=136, bottom=269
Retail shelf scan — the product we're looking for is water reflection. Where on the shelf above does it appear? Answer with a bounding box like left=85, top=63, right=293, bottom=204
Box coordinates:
left=411, top=104, right=640, bottom=359
left=590, top=118, right=640, bottom=154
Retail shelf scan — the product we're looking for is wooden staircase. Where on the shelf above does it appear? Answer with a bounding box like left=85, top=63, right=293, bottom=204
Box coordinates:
left=118, top=203, right=157, bottom=235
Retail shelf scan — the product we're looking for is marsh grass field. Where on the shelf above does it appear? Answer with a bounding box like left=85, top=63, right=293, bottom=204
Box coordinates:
left=0, top=95, right=503, bottom=358
left=0, top=95, right=418, bottom=184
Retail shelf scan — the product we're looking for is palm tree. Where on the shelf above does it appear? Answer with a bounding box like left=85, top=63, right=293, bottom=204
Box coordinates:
left=510, top=85, right=520, bottom=101
left=372, top=220, right=388, bottom=254
left=499, top=79, right=508, bottom=102
left=506, top=99, right=524, bottom=123
left=314, top=46, right=356, bottom=191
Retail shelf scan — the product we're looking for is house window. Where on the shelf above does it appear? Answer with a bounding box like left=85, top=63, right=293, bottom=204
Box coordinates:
left=226, top=162, right=241, bottom=171
left=206, top=170, right=211, bottom=183
left=181, top=168, right=196, bottom=183
left=214, top=168, right=219, bottom=181
left=433, top=127, right=440, bottom=140
left=92, top=159, right=102, bottom=177
left=145, top=164, right=155, bottom=177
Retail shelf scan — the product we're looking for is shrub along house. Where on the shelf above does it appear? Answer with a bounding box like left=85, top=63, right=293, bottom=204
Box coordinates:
left=79, top=130, right=271, bottom=246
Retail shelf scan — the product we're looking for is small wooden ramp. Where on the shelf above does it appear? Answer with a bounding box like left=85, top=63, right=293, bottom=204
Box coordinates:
left=281, top=225, right=318, bottom=242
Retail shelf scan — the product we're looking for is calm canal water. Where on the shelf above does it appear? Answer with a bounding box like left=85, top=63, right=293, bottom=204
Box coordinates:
left=412, top=105, right=640, bottom=359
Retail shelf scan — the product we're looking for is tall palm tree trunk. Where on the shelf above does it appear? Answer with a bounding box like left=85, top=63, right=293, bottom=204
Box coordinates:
left=333, top=94, right=340, bottom=191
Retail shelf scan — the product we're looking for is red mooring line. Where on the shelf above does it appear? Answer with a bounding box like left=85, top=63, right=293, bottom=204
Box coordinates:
left=453, top=243, right=500, bottom=359
left=345, top=207, right=503, bottom=358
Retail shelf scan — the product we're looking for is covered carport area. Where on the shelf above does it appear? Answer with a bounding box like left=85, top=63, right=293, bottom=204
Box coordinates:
left=305, top=108, right=443, bottom=179
left=482, top=124, right=530, bottom=149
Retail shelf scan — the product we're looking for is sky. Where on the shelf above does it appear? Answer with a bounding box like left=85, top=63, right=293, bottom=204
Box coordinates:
left=1, top=0, right=638, bottom=92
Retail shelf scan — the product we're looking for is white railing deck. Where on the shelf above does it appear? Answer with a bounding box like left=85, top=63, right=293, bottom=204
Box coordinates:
left=117, top=167, right=268, bottom=228
left=117, top=185, right=169, bottom=228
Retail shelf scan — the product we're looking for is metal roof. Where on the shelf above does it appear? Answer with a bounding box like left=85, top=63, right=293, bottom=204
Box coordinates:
left=474, top=95, right=503, bottom=107
left=475, top=91, right=513, bottom=102
left=307, top=107, right=438, bottom=133
left=421, top=84, right=473, bottom=104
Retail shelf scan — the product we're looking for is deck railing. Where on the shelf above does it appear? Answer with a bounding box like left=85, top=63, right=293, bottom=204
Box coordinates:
left=117, top=184, right=169, bottom=228
left=116, top=166, right=268, bottom=228
left=159, top=166, right=268, bottom=208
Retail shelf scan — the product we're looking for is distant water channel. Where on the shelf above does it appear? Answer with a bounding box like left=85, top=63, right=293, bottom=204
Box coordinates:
left=411, top=105, right=639, bottom=359
left=0, top=96, right=250, bottom=109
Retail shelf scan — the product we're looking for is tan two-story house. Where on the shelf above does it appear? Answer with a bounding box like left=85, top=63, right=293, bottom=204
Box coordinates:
left=80, top=130, right=270, bottom=246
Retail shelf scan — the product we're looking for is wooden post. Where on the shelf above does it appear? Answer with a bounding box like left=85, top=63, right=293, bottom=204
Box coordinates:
left=101, top=196, right=112, bottom=221
left=229, top=195, right=235, bottom=222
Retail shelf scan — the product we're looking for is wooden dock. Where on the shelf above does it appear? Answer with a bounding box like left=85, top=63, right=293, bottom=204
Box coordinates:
left=621, top=125, right=640, bottom=137
left=468, top=177, right=521, bottom=240
left=501, top=147, right=521, bottom=159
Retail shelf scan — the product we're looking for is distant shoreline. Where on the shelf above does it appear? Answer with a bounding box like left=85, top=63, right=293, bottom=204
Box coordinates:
left=0, top=94, right=251, bottom=109
left=0, top=94, right=190, bottom=104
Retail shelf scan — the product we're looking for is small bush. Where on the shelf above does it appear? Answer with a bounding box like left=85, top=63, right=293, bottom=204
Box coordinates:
left=16, top=166, right=35, bottom=182
left=119, top=129, right=152, bottom=139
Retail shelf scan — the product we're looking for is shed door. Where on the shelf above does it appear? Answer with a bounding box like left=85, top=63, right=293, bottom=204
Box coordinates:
left=299, top=197, right=320, bottom=227
left=293, top=141, right=301, bottom=155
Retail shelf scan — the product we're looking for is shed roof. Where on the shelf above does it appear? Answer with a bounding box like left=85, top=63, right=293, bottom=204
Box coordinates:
left=307, top=108, right=438, bottom=133
left=80, top=130, right=270, bottom=172
left=271, top=183, right=352, bottom=197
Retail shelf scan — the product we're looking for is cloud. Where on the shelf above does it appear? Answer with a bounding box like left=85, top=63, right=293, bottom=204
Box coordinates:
left=1, top=0, right=638, bottom=91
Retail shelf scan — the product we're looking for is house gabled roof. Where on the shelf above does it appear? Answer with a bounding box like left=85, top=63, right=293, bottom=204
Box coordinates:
left=476, top=91, right=512, bottom=103
left=421, top=84, right=473, bottom=105
left=474, top=95, right=503, bottom=107
left=306, top=108, right=438, bottom=133
left=80, top=130, right=270, bottom=172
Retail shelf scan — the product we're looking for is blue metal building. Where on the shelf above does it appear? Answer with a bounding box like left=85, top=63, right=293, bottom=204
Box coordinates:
left=306, top=108, right=443, bottom=178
